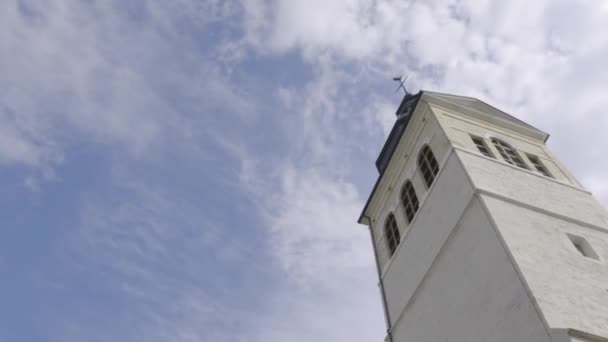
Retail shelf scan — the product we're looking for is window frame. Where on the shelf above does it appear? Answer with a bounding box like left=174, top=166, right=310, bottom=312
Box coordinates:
left=418, top=145, right=439, bottom=189
left=384, top=213, right=401, bottom=257
left=526, top=154, right=553, bottom=178
left=490, top=138, right=528, bottom=170
left=400, top=180, right=420, bottom=224
left=470, top=135, right=494, bottom=158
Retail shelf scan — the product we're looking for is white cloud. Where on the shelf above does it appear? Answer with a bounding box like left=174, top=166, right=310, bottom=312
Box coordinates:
left=267, top=166, right=370, bottom=283
left=236, top=47, right=389, bottom=340
left=0, top=0, right=249, bottom=185
left=0, top=0, right=160, bottom=166
left=242, top=161, right=385, bottom=342
left=366, top=97, right=399, bottom=136
left=62, top=177, right=257, bottom=342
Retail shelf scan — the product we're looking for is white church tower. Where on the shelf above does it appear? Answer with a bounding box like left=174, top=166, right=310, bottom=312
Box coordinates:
left=358, top=91, right=608, bottom=342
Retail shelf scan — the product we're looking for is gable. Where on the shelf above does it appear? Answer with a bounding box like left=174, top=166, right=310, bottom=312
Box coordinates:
left=423, top=91, right=549, bottom=141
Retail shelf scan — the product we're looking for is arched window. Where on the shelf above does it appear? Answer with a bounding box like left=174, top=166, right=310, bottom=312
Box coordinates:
left=490, top=138, right=527, bottom=169
left=418, top=145, right=439, bottom=188
left=384, top=213, right=401, bottom=257
left=401, top=180, right=419, bottom=224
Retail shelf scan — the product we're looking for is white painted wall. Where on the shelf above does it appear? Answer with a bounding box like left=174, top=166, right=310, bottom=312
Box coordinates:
left=430, top=100, right=581, bottom=186
left=381, top=151, right=474, bottom=325
left=447, top=109, right=608, bottom=340
left=448, top=119, right=608, bottom=340
left=458, top=150, right=608, bottom=229
left=483, top=194, right=608, bottom=338
left=391, top=197, right=554, bottom=342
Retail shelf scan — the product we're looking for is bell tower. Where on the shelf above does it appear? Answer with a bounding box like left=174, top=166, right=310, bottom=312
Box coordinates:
left=358, top=91, right=608, bottom=342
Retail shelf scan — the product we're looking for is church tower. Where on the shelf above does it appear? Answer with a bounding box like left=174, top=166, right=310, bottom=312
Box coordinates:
left=358, top=91, right=608, bottom=342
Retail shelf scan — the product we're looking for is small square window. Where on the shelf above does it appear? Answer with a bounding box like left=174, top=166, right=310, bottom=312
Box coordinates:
left=567, top=233, right=600, bottom=260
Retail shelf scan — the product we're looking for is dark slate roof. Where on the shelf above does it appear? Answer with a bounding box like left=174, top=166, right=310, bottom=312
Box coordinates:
left=375, top=92, right=422, bottom=174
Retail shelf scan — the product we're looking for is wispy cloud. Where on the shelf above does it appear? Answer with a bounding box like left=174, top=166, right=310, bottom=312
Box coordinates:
left=59, top=173, right=271, bottom=341
left=241, top=161, right=385, bottom=342
left=0, top=0, right=249, bottom=185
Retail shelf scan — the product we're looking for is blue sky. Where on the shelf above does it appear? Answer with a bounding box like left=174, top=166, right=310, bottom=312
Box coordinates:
left=2, top=0, right=608, bottom=341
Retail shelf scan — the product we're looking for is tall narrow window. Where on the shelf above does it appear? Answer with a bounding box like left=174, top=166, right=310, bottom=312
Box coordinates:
left=401, top=180, right=419, bottom=224
left=527, top=154, right=552, bottom=178
left=384, top=214, right=401, bottom=257
left=418, top=145, right=439, bottom=188
left=470, top=135, right=494, bottom=158
left=490, top=138, right=528, bottom=169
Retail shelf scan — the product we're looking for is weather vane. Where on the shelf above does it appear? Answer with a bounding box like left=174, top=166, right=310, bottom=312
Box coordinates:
left=393, top=75, right=410, bottom=95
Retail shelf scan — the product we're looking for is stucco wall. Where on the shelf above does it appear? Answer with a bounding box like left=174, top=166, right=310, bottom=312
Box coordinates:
left=391, top=197, right=553, bottom=342
left=483, top=194, right=608, bottom=338
left=458, top=150, right=608, bottom=229
left=381, top=151, right=474, bottom=325
left=431, top=104, right=580, bottom=186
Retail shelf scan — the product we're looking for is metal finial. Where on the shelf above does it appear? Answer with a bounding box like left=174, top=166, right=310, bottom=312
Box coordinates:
left=393, top=75, right=409, bottom=95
